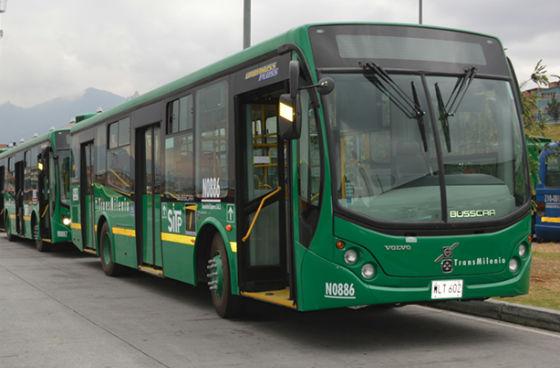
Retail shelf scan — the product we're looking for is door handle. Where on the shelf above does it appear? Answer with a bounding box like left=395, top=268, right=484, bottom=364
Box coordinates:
left=242, top=186, right=281, bottom=242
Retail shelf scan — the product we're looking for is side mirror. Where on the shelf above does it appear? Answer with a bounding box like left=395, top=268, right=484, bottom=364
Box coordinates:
left=315, top=77, right=335, bottom=95
left=289, top=60, right=300, bottom=100
left=278, top=93, right=301, bottom=140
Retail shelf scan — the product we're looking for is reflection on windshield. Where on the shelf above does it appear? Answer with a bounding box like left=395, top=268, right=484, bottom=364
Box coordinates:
left=327, top=73, right=441, bottom=223
left=327, top=73, right=528, bottom=224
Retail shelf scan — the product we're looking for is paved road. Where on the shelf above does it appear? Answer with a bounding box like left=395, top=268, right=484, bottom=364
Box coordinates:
left=1, top=236, right=559, bottom=368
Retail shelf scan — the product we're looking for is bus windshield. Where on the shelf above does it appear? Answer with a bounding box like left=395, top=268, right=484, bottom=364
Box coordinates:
left=325, top=72, right=528, bottom=224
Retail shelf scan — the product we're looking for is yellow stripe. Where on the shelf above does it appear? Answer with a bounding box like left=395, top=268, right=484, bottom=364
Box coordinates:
left=9, top=214, right=16, bottom=219
left=161, top=232, right=196, bottom=246
left=541, top=216, right=560, bottom=223
left=112, top=227, right=136, bottom=237
left=71, top=223, right=82, bottom=230
left=23, top=215, right=31, bottom=221
left=229, top=241, right=237, bottom=253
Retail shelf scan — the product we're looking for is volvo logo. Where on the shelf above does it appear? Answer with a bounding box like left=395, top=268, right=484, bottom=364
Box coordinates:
left=434, top=242, right=459, bottom=273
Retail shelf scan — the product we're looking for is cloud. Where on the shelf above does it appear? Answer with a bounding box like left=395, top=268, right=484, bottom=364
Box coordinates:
left=0, top=0, right=558, bottom=106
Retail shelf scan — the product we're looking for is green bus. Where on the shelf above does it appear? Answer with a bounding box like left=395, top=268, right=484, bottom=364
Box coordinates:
left=69, top=23, right=531, bottom=317
left=0, top=128, right=73, bottom=251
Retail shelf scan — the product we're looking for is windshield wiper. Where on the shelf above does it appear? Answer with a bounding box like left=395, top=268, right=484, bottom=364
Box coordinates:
left=435, top=66, right=477, bottom=152
left=361, top=62, right=428, bottom=152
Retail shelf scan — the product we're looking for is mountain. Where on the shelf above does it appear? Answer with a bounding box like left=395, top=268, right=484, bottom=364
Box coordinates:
left=0, top=88, right=126, bottom=144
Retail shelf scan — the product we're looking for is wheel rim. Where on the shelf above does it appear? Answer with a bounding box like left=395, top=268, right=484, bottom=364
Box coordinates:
left=102, top=233, right=111, bottom=265
left=208, top=254, right=224, bottom=298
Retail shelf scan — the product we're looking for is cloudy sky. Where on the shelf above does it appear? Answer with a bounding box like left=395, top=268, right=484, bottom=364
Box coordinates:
left=0, top=0, right=558, bottom=107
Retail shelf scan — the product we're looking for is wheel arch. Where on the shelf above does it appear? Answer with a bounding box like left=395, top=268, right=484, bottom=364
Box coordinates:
left=194, top=217, right=237, bottom=293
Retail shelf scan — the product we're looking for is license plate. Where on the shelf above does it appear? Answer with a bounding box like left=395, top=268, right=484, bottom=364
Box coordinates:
left=431, top=279, right=463, bottom=299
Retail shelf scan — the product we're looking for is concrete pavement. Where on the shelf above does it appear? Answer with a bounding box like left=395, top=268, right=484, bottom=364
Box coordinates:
left=1, top=237, right=560, bottom=368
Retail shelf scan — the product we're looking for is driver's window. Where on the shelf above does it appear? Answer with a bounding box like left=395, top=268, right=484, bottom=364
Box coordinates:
left=298, top=89, right=322, bottom=245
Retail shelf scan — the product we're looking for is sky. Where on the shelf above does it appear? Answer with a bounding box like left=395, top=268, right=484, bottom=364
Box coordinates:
left=0, top=0, right=558, bottom=107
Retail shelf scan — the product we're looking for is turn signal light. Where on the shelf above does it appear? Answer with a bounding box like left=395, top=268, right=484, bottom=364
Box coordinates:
left=336, top=240, right=345, bottom=249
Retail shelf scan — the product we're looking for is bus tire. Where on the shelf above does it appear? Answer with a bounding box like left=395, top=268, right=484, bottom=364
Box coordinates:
left=208, top=234, right=241, bottom=318
left=99, top=222, right=123, bottom=277
left=33, top=219, right=49, bottom=252
left=6, top=216, right=16, bottom=242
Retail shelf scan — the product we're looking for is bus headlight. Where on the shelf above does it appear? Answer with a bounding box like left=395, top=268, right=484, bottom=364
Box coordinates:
left=361, top=263, right=375, bottom=279
left=508, top=258, right=519, bottom=273
left=518, top=244, right=527, bottom=257
left=344, top=249, right=358, bottom=265
left=62, top=217, right=72, bottom=226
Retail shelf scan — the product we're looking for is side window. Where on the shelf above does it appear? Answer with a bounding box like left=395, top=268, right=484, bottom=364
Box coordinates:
left=195, top=80, right=229, bottom=198
left=107, top=118, right=132, bottom=193
left=165, top=94, right=195, bottom=200
left=298, top=89, right=322, bottom=245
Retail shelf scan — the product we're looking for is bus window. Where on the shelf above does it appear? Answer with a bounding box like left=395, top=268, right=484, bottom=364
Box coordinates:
left=107, top=118, right=132, bottom=193
left=298, top=89, right=322, bottom=245
left=195, top=80, right=228, bottom=198
left=58, top=150, right=72, bottom=205
left=545, top=154, right=560, bottom=187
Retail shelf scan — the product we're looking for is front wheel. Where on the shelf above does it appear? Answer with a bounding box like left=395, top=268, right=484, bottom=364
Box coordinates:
left=99, top=222, right=124, bottom=276
left=6, top=215, right=16, bottom=242
left=208, top=234, right=241, bottom=318
left=34, top=220, right=49, bottom=252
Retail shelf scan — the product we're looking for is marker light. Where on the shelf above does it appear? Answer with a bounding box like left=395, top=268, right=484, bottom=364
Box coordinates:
left=344, top=249, right=358, bottom=265
left=336, top=240, right=345, bottom=250
left=518, top=244, right=527, bottom=257
left=62, top=217, right=71, bottom=226
left=508, top=258, right=519, bottom=273
left=361, top=263, right=375, bottom=279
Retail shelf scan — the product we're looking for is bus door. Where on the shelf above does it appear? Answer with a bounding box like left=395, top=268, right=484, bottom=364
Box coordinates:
left=135, top=124, right=162, bottom=268
left=80, top=142, right=96, bottom=250
left=0, top=165, right=4, bottom=231
left=237, top=85, right=291, bottom=293
left=14, top=160, right=25, bottom=235
left=38, top=149, right=51, bottom=240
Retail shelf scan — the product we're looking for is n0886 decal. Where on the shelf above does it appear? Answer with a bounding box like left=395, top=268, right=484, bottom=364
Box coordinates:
left=324, top=282, right=356, bottom=299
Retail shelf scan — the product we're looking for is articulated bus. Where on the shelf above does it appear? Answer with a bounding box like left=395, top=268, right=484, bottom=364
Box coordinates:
left=63, top=23, right=531, bottom=317
left=0, top=128, right=73, bottom=251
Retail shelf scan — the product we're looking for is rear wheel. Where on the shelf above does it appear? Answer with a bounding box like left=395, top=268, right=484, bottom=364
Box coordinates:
left=99, top=222, right=124, bottom=276
left=208, top=234, right=241, bottom=318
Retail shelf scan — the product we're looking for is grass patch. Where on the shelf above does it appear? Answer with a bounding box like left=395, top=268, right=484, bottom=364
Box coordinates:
left=498, top=243, right=560, bottom=310
left=543, top=124, right=560, bottom=141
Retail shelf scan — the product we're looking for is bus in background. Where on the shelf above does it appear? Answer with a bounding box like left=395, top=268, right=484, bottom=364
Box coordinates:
left=0, top=128, right=73, bottom=251
left=534, top=142, right=560, bottom=241
left=70, top=23, right=531, bottom=317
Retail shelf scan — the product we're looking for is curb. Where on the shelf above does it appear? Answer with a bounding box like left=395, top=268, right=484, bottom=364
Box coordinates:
left=429, top=299, right=560, bottom=333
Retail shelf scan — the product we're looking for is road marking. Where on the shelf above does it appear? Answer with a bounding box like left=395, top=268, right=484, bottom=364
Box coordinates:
left=413, top=305, right=560, bottom=339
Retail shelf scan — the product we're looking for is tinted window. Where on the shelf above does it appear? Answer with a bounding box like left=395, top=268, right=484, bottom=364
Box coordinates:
left=107, top=118, right=132, bottom=193
left=167, top=95, right=193, bottom=134
left=165, top=133, right=194, bottom=200
left=195, top=80, right=229, bottom=198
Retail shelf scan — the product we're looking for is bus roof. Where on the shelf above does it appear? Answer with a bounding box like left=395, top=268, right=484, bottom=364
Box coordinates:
left=71, top=22, right=501, bottom=134
left=0, top=128, right=69, bottom=160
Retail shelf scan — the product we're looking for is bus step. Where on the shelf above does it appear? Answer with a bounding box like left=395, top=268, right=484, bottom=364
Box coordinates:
left=82, top=247, right=97, bottom=255
left=240, top=288, right=296, bottom=309
left=138, top=265, right=164, bottom=278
